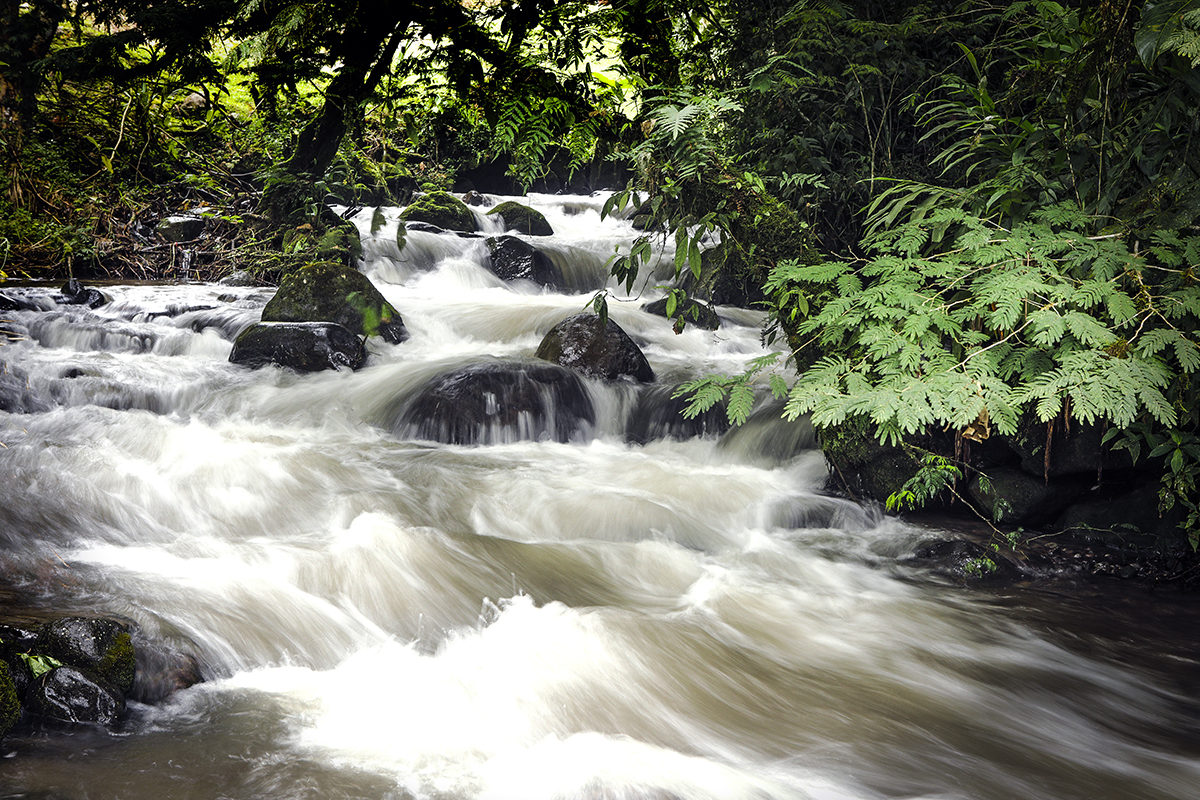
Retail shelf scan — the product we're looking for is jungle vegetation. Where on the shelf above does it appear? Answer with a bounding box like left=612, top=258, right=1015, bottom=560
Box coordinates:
left=2, top=0, right=1199, bottom=543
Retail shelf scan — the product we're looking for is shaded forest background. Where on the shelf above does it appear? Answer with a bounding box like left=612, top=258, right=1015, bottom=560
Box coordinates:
left=3, top=0, right=1200, bottom=552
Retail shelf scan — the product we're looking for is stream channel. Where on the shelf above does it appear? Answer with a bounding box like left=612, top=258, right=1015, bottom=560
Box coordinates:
left=1, top=194, right=1199, bottom=799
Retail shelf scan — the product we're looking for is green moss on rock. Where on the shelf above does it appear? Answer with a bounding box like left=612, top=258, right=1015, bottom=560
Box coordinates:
left=487, top=201, right=553, bottom=236
left=399, top=191, right=477, bottom=232
left=820, top=415, right=922, bottom=502
left=96, top=631, right=136, bottom=695
left=0, top=660, right=19, bottom=740
left=261, top=261, right=408, bottom=344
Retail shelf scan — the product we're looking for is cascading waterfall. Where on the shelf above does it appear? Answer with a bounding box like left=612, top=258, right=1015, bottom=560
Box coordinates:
left=1, top=192, right=1198, bottom=800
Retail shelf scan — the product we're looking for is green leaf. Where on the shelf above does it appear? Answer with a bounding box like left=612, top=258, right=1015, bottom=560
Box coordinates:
left=19, top=652, right=64, bottom=678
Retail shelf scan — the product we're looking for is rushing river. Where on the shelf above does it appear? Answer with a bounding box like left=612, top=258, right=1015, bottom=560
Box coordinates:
left=1, top=194, right=1199, bottom=800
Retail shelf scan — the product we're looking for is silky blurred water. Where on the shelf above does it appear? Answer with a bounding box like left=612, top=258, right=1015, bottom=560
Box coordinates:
left=1, top=194, right=1198, bottom=800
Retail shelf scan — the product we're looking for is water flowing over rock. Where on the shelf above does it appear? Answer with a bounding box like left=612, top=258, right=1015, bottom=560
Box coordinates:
left=485, top=235, right=564, bottom=288
left=230, top=321, right=366, bottom=372
left=394, top=360, right=595, bottom=444
left=260, top=261, right=408, bottom=344
left=3, top=193, right=1199, bottom=798
left=535, top=313, right=655, bottom=383
left=0, top=362, right=49, bottom=413
left=626, top=384, right=730, bottom=443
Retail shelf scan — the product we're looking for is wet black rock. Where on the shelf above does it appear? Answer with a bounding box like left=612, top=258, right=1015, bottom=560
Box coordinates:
left=406, top=221, right=448, bottom=234
left=485, top=236, right=564, bottom=289
left=641, top=297, right=720, bottom=331
left=397, top=360, right=595, bottom=444
left=25, top=665, right=125, bottom=725
left=536, top=313, right=655, bottom=383
left=967, top=467, right=1092, bottom=526
left=1, top=292, right=34, bottom=311
left=58, top=279, right=108, bottom=309
left=37, top=617, right=136, bottom=695
left=262, top=261, right=408, bottom=344
left=230, top=321, right=366, bottom=372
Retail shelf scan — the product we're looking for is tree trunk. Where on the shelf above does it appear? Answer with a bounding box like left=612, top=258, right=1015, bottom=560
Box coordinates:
left=262, top=15, right=407, bottom=224
left=0, top=0, right=66, bottom=206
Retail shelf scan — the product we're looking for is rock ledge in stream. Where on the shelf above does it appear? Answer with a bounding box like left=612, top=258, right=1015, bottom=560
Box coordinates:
left=230, top=321, right=366, bottom=372
left=536, top=313, right=655, bottom=383
left=395, top=360, right=595, bottom=444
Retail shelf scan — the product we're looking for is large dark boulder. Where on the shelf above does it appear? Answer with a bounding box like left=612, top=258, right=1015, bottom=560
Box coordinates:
left=261, top=261, right=407, bottom=344
left=25, top=665, right=125, bottom=725
left=485, top=236, right=564, bottom=289
left=535, top=313, right=655, bottom=383
left=1055, top=481, right=1183, bottom=545
left=396, top=360, right=595, bottom=444
left=487, top=201, right=553, bottom=236
left=230, top=322, right=366, bottom=372
left=37, top=617, right=136, bottom=695
left=399, top=191, right=478, bottom=232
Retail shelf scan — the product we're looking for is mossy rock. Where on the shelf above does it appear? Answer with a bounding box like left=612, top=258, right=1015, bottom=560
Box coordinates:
left=261, top=261, right=408, bottom=344
left=819, top=415, right=922, bottom=502
left=36, top=617, right=136, bottom=695
left=486, top=201, right=553, bottom=236
left=0, top=660, right=18, bottom=740
left=399, top=190, right=478, bottom=232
